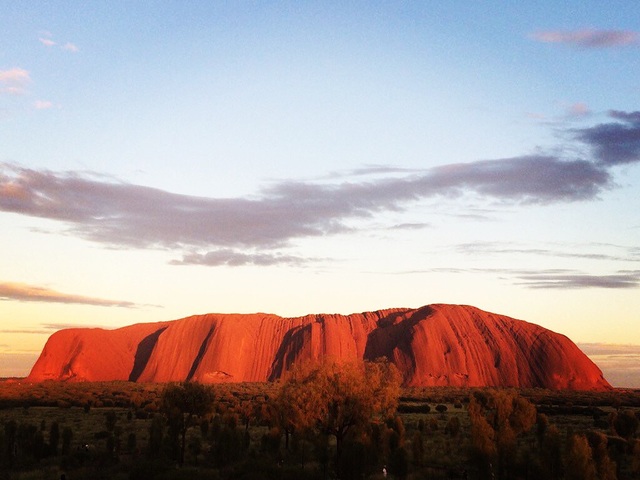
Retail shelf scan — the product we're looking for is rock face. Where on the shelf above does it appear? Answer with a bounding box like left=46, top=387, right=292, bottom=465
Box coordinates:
left=28, top=304, right=611, bottom=390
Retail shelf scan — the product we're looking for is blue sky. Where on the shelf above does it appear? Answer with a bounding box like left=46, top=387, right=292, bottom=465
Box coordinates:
left=1, top=2, right=639, bottom=385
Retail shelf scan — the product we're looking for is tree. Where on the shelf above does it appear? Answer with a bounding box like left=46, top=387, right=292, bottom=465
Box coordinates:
left=586, top=431, right=617, bottom=480
left=632, top=440, right=640, bottom=476
left=274, top=371, right=316, bottom=452
left=147, top=415, right=164, bottom=458
left=468, top=389, right=536, bottom=480
left=468, top=395, right=497, bottom=477
left=411, top=431, right=424, bottom=466
left=278, top=358, right=401, bottom=478
left=565, top=434, right=597, bottom=480
left=445, top=416, right=460, bottom=437
left=539, top=424, right=563, bottom=480
left=61, top=426, right=73, bottom=456
left=159, top=381, right=214, bottom=465
left=49, top=421, right=60, bottom=456
left=126, top=432, right=137, bottom=454
left=4, top=420, right=17, bottom=467
left=105, top=410, right=117, bottom=432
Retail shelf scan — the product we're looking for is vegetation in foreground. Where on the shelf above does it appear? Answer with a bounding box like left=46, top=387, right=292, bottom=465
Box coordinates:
left=1, top=362, right=639, bottom=480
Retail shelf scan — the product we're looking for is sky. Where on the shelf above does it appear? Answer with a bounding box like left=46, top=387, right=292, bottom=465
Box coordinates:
left=1, top=2, right=639, bottom=386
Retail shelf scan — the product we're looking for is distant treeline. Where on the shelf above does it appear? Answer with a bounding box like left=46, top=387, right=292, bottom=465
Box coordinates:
left=2, top=380, right=640, bottom=410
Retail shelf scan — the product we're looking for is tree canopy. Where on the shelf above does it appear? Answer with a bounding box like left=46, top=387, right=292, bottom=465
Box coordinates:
left=276, top=357, right=401, bottom=477
left=160, top=381, right=214, bottom=465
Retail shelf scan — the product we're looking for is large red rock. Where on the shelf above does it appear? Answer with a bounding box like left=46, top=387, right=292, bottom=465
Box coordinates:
left=27, top=304, right=611, bottom=390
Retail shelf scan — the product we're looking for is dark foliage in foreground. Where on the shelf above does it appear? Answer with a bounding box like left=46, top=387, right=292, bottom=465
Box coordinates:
left=1, top=377, right=639, bottom=479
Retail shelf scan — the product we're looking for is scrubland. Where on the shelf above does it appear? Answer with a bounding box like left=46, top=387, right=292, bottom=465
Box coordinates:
left=1, top=375, right=639, bottom=480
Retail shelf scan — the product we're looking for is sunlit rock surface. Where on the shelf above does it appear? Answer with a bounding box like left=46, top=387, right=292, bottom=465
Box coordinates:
left=28, top=304, right=611, bottom=390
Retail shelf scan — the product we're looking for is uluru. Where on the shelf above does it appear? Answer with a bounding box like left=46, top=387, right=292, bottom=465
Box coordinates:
left=28, top=304, right=611, bottom=391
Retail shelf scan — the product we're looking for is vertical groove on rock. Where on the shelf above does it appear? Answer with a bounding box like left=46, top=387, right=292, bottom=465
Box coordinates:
left=129, top=327, right=168, bottom=382
left=186, top=326, right=215, bottom=381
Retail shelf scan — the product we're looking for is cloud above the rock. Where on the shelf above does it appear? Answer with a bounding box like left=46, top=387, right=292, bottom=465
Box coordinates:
left=0, top=67, right=31, bottom=95
left=574, top=110, right=640, bottom=165
left=2, top=112, right=639, bottom=264
left=515, top=271, right=640, bottom=289
left=171, top=249, right=309, bottom=267
left=530, top=29, right=639, bottom=48
left=455, top=241, right=640, bottom=263
left=0, top=282, right=139, bottom=307
left=0, top=155, right=612, bottom=252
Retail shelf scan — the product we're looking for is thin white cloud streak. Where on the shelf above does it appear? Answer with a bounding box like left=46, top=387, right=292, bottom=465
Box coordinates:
left=0, top=282, right=139, bottom=308
left=0, top=323, right=110, bottom=335
left=455, top=241, right=640, bottom=263
left=530, top=29, right=639, bottom=48
left=33, top=100, right=53, bottom=110
left=516, top=271, right=640, bottom=289
left=567, top=102, right=590, bottom=117
left=382, top=265, right=640, bottom=290
left=172, top=249, right=310, bottom=267
left=0, top=329, right=50, bottom=335
left=41, top=322, right=110, bottom=331
left=62, top=42, right=79, bottom=52
left=0, top=68, right=30, bottom=83
left=39, top=37, right=56, bottom=47
left=0, top=67, right=31, bottom=95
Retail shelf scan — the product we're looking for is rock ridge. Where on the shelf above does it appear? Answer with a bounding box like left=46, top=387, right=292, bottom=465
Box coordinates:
left=27, top=304, right=611, bottom=390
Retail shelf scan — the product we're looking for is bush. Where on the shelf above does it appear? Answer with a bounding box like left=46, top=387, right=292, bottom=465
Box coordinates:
left=444, top=416, right=460, bottom=437
left=61, top=427, right=73, bottom=456
left=428, top=418, right=438, bottom=432
left=612, top=410, right=639, bottom=439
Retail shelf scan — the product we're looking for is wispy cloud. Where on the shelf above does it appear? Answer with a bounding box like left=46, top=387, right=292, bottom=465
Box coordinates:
left=515, top=271, right=640, bottom=289
left=171, top=249, right=310, bottom=267
left=386, top=263, right=640, bottom=290
left=0, top=282, right=139, bottom=308
left=0, top=328, right=50, bottom=335
left=41, top=322, right=109, bottom=331
left=386, top=222, right=431, bottom=231
left=530, top=29, right=639, bottom=48
left=0, top=67, right=31, bottom=95
left=1, top=112, right=638, bottom=266
left=455, top=241, right=639, bottom=263
left=0, top=322, right=110, bottom=335
left=0, top=155, right=612, bottom=254
left=38, top=32, right=79, bottom=53
left=62, top=42, right=79, bottom=53
left=566, top=102, right=591, bottom=118
left=39, top=37, right=56, bottom=47
left=579, top=343, right=640, bottom=356
left=33, top=100, right=54, bottom=110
